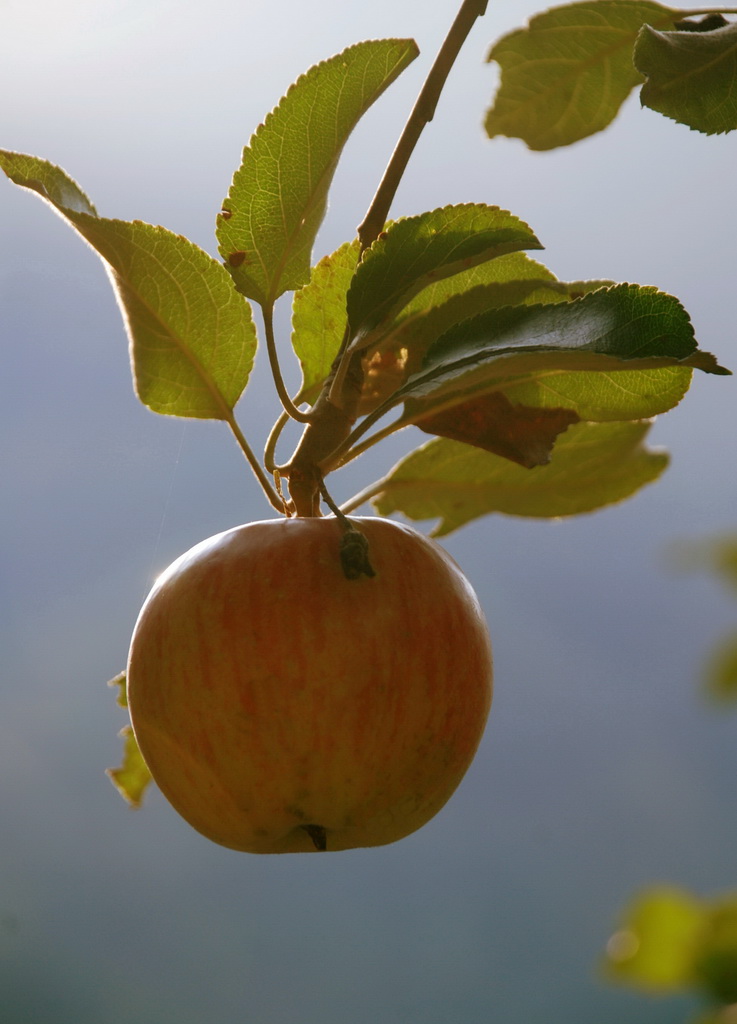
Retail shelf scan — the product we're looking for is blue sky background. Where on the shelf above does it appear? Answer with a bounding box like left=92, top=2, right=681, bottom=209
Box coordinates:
left=1, top=1, right=736, bottom=1022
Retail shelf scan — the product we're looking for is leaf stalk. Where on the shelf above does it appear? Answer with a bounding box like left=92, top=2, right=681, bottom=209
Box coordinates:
left=262, top=303, right=313, bottom=423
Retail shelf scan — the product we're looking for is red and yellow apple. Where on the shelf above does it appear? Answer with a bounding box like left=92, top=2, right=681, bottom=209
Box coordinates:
left=126, top=516, right=492, bottom=853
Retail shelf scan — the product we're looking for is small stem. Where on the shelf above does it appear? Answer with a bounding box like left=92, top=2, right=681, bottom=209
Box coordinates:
left=332, top=416, right=409, bottom=469
left=262, top=303, right=312, bottom=423
left=356, top=0, right=489, bottom=252
left=340, top=480, right=388, bottom=515
left=320, top=401, right=403, bottom=473
left=318, top=477, right=376, bottom=579
left=264, top=409, right=291, bottom=473
left=225, top=412, right=284, bottom=513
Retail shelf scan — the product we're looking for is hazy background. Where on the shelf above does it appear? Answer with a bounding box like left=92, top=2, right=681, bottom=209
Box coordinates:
left=1, top=1, right=736, bottom=1021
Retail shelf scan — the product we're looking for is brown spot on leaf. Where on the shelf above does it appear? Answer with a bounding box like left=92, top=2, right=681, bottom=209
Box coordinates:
left=358, top=348, right=409, bottom=415
left=228, top=251, right=247, bottom=267
left=219, top=208, right=233, bottom=220
left=416, top=391, right=580, bottom=468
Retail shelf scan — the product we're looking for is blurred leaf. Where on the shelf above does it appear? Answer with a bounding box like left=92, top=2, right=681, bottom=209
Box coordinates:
left=0, top=151, right=257, bottom=419
left=696, top=1010, right=737, bottom=1024
left=695, top=897, right=737, bottom=1004
left=486, top=1, right=680, bottom=149
left=604, top=886, right=707, bottom=992
left=217, top=39, right=418, bottom=306
left=373, top=420, right=667, bottom=536
left=108, top=671, right=128, bottom=709
left=107, top=726, right=152, bottom=809
left=292, top=240, right=360, bottom=401
left=704, top=634, right=737, bottom=705
left=635, top=21, right=737, bottom=134
left=710, top=539, right=737, bottom=594
left=346, top=204, right=542, bottom=344
left=672, top=535, right=737, bottom=594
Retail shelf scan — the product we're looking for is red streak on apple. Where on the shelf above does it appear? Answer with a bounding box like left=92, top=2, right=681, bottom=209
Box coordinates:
left=127, top=516, right=492, bottom=853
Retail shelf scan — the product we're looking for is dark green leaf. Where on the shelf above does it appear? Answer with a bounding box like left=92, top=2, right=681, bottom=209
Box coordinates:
left=486, top=1, right=680, bottom=149
left=107, top=725, right=153, bottom=809
left=380, top=273, right=609, bottom=385
left=343, top=253, right=564, bottom=416
left=373, top=420, right=668, bottom=535
left=291, top=240, right=360, bottom=401
left=604, top=886, right=707, bottom=992
left=398, top=285, right=728, bottom=422
left=346, top=204, right=542, bottom=344
left=635, top=21, right=737, bottom=134
left=0, top=151, right=257, bottom=419
left=217, top=39, right=418, bottom=307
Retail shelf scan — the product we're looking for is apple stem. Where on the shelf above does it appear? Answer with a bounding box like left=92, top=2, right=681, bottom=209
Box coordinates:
left=302, top=824, right=328, bottom=852
left=318, top=477, right=377, bottom=580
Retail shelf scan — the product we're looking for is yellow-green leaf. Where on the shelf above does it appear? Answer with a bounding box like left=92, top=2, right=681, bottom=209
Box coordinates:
left=373, top=420, right=668, bottom=535
left=107, top=726, right=153, bottom=809
left=0, top=151, right=257, bottom=419
left=291, top=240, right=360, bottom=402
left=217, top=39, right=418, bottom=306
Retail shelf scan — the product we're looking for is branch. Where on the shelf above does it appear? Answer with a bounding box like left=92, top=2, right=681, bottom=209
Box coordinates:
left=356, top=0, right=489, bottom=252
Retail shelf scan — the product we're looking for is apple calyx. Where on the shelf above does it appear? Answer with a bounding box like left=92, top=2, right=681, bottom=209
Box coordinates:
left=302, top=824, right=328, bottom=852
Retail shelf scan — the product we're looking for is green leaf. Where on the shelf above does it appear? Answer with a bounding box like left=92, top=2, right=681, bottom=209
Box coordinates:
left=381, top=272, right=609, bottom=385
left=502, top=365, right=694, bottom=422
left=0, top=151, right=257, bottom=419
left=604, top=886, right=707, bottom=992
left=398, top=285, right=728, bottom=423
left=373, top=420, right=668, bottom=535
left=346, top=204, right=542, bottom=344
left=635, top=21, right=737, bottom=134
left=396, top=251, right=561, bottom=319
left=486, top=1, right=680, bottom=149
left=291, top=240, right=360, bottom=402
left=106, top=725, right=153, bottom=809
left=217, top=39, right=419, bottom=307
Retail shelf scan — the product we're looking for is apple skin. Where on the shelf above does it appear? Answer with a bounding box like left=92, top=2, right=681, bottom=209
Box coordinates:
left=126, top=516, right=492, bottom=853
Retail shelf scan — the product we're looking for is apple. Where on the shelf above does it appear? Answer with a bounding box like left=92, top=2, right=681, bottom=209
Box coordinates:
left=126, top=516, right=492, bottom=853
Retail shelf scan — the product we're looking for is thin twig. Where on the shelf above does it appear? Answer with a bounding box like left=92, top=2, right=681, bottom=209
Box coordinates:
left=356, top=0, right=489, bottom=253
